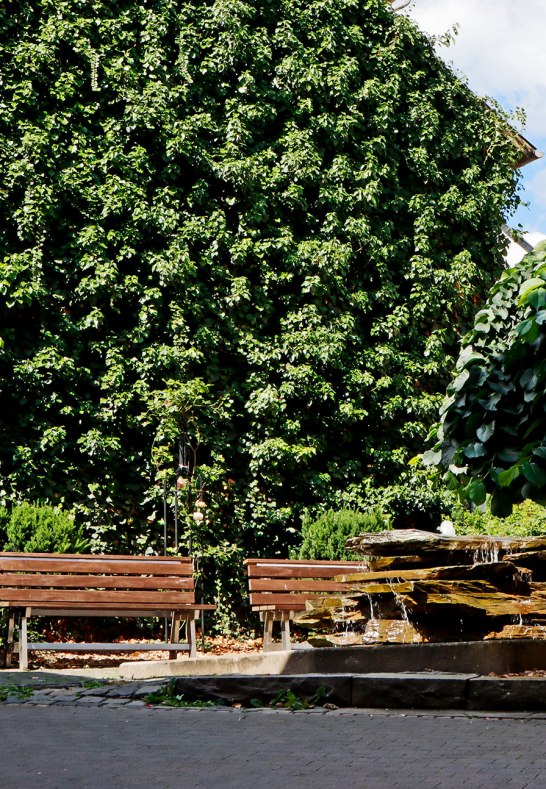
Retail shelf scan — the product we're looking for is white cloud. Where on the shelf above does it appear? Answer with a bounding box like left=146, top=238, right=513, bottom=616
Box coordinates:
left=404, top=1, right=546, bottom=234
left=406, top=0, right=546, bottom=135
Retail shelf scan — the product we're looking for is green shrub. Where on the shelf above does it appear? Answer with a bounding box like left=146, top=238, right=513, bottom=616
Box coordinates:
left=295, top=508, right=389, bottom=561
left=3, top=502, right=89, bottom=553
left=452, top=500, right=546, bottom=538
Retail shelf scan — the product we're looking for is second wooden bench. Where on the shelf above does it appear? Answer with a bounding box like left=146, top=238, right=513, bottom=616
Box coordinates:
left=244, top=558, right=367, bottom=650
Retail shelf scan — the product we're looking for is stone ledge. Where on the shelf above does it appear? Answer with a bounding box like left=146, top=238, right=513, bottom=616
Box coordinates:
left=467, top=677, right=546, bottom=711
left=351, top=673, right=476, bottom=710
left=172, top=674, right=353, bottom=707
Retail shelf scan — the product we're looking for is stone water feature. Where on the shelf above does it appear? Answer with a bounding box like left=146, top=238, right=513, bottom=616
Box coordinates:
left=296, top=529, right=546, bottom=646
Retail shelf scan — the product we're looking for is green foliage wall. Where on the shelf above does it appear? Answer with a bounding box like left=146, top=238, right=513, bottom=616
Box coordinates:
left=0, top=1, right=519, bottom=561
left=426, top=242, right=546, bottom=516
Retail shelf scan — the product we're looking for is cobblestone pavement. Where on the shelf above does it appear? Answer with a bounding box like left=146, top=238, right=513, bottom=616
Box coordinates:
left=2, top=682, right=546, bottom=789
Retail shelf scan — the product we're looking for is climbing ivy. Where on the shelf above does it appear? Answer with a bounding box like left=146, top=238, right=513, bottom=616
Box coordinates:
left=426, top=242, right=546, bottom=517
left=0, top=1, right=520, bottom=572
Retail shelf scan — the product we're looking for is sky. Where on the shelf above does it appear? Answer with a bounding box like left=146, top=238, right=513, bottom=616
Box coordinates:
left=403, top=0, right=546, bottom=258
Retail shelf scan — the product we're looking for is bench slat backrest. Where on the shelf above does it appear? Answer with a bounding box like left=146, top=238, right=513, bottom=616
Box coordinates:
left=245, top=558, right=367, bottom=609
left=0, top=553, right=191, bottom=575
left=0, top=552, right=197, bottom=609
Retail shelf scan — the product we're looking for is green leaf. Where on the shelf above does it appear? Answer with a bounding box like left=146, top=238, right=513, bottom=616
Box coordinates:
left=466, top=480, right=487, bottom=506
left=449, top=369, right=470, bottom=393
left=518, top=278, right=546, bottom=306
left=463, top=442, right=488, bottom=459
left=522, top=463, right=546, bottom=488
left=490, top=489, right=514, bottom=518
left=496, top=466, right=522, bottom=488
left=527, top=289, right=546, bottom=309
left=477, top=393, right=501, bottom=411
left=422, top=449, right=441, bottom=466
left=497, top=448, right=521, bottom=463
left=520, top=369, right=538, bottom=390
left=515, top=318, right=539, bottom=343
left=476, top=422, right=495, bottom=443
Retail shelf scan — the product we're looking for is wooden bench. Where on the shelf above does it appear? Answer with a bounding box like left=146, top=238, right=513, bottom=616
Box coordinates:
left=244, top=558, right=367, bottom=651
left=0, top=552, right=215, bottom=669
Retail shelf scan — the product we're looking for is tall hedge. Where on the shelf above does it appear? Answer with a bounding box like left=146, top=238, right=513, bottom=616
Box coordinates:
left=0, top=0, right=520, bottom=560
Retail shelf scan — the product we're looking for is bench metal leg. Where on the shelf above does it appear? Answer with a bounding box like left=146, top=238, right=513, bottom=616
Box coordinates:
left=169, top=613, right=181, bottom=661
left=186, top=615, right=197, bottom=659
left=19, top=610, right=29, bottom=670
left=262, top=611, right=276, bottom=651
left=280, top=611, right=292, bottom=651
left=5, top=610, right=17, bottom=668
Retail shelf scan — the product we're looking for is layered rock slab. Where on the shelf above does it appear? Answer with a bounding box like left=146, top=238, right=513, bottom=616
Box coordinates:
left=296, top=529, right=546, bottom=644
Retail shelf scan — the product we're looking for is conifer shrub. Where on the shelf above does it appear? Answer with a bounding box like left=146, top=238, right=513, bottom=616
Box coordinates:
left=3, top=502, right=89, bottom=553
left=295, top=507, right=389, bottom=560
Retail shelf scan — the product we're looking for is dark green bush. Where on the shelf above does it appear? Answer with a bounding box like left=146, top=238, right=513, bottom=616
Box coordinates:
left=379, top=469, right=456, bottom=532
left=295, top=508, right=389, bottom=560
left=3, top=502, right=89, bottom=553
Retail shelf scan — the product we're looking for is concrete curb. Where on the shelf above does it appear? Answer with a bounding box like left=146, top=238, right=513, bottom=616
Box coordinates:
left=169, top=672, right=546, bottom=712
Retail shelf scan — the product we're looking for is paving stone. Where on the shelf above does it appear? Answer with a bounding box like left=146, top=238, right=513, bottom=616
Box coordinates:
left=77, top=686, right=110, bottom=697
left=47, top=689, right=78, bottom=699
left=72, top=696, right=105, bottom=705
left=132, top=682, right=171, bottom=699
left=3, top=695, right=30, bottom=704
left=103, top=684, right=137, bottom=699
left=25, top=693, right=57, bottom=704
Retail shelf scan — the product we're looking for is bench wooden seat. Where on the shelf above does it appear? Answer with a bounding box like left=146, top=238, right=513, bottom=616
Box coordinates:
left=244, top=558, right=367, bottom=651
left=0, top=552, right=215, bottom=669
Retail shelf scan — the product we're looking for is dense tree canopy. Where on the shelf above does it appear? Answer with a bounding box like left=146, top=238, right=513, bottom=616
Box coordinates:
left=0, top=0, right=521, bottom=562
left=426, top=242, right=546, bottom=517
